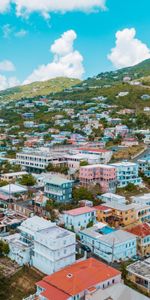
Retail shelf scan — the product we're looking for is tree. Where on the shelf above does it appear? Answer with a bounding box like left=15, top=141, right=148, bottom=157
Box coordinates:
left=72, top=186, right=94, bottom=201
left=18, top=174, right=36, bottom=187
left=0, top=240, right=10, bottom=257
left=80, top=160, right=89, bottom=167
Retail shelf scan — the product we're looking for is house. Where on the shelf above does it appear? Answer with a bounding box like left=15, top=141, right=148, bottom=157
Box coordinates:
left=0, top=183, right=27, bottom=200
left=121, top=137, right=139, bottom=147
left=100, top=192, right=126, bottom=204
left=30, top=258, right=121, bottom=300
left=127, top=258, right=150, bottom=296
left=79, top=225, right=137, bottom=263
left=115, top=125, right=129, bottom=137
left=127, top=223, right=150, bottom=256
left=5, top=216, right=76, bottom=274
left=110, top=162, right=142, bottom=188
left=44, top=176, right=74, bottom=203
left=79, top=164, right=116, bottom=193
left=63, top=206, right=96, bottom=231
left=102, top=201, right=137, bottom=227
left=1, top=171, right=27, bottom=182
left=85, top=282, right=149, bottom=300
left=94, top=205, right=113, bottom=223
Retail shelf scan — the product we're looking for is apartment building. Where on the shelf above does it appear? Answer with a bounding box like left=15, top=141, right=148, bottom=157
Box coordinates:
left=44, top=175, right=74, bottom=203
left=110, top=162, right=142, bottom=188
left=78, top=148, right=112, bottom=164
left=79, top=164, right=116, bottom=193
left=16, top=149, right=64, bottom=173
left=5, top=216, right=76, bottom=275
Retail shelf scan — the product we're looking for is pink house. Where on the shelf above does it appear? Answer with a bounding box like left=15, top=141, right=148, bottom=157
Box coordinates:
left=79, top=164, right=116, bottom=193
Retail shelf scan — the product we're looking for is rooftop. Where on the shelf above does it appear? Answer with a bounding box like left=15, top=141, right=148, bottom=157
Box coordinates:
left=94, top=205, right=112, bottom=211
left=89, top=282, right=149, bottom=300
left=99, top=229, right=136, bottom=245
left=78, top=147, right=110, bottom=153
left=80, top=164, right=115, bottom=169
left=39, top=258, right=120, bottom=297
left=127, top=223, right=150, bottom=238
left=45, top=175, right=73, bottom=186
left=64, top=206, right=96, bottom=216
left=0, top=184, right=27, bottom=195
left=127, top=259, right=150, bottom=280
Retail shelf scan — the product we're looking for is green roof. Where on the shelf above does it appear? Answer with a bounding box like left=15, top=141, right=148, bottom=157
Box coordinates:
left=46, top=176, right=73, bottom=186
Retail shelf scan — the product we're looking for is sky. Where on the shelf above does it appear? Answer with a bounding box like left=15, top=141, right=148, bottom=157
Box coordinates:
left=0, top=0, right=150, bottom=90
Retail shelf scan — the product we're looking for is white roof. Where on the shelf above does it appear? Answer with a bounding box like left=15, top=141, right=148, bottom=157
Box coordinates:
left=0, top=184, right=27, bottom=194
left=111, top=162, right=137, bottom=167
left=90, top=283, right=149, bottom=300
left=99, top=230, right=136, bottom=245
left=19, top=216, right=54, bottom=233
left=101, top=193, right=125, bottom=200
left=80, top=164, right=115, bottom=169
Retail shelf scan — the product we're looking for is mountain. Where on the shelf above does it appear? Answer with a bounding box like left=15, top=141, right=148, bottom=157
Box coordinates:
left=78, top=58, right=150, bottom=89
left=0, top=77, right=81, bottom=103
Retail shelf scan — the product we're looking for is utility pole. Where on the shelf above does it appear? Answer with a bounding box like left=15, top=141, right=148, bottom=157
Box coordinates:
left=111, top=238, right=115, bottom=264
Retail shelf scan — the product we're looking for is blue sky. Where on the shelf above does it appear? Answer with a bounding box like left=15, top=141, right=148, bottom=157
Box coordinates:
left=0, top=0, right=150, bottom=89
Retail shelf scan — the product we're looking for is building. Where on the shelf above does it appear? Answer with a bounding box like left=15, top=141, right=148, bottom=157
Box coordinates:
left=138, top=157, right=150, bottom=177
left=95, top=205, right=113, bottom=223
left=127, top=223, right=150, bottom=256
left=16, top=149, right=65, bottom=173
left=100, top=192, right=126, bottom=204
left=110, top=162, right=142, bottom=188
left=79, top=164, right=116, bottom=193
left=85, top=282, right=149, bottom=300
left=127, top=258, right=150, bottom=296
left=78, top=148, right=112, bottom=164
left=63, top=206, right=97, bottom=232
left=121, top=137, right=139, bottom=147
left=1, top=171, right=27, bottom=182
left=80, top=225, right=137, bottom=263
left=44, top=175, right=74, bottom=203
left=101, top=201, right=137, bottom=227
left=5, top=216, right=76, bottom=274
left=30, top=258, right=121, bottom=300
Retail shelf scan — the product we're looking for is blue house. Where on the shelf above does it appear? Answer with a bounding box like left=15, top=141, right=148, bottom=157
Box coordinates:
left=110, top=161, right=142, bottom=188
left=79, top=225, right=137, bottom=263
left=44, top=176, right=74, bottom=203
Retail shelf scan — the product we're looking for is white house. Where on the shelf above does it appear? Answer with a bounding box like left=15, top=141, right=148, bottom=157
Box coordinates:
left=63, top=206, right=97, bottom=232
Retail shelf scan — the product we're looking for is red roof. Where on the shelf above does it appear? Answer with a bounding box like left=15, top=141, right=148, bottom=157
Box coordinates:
left=127, top=223, right=150, bottom=238
left=94, top=205, right=112, bottom=211
left=36, top=280, right=69, bottom=300
left=78, top=148, right=109, bottom=153
left=64, top=206, right=96, bottom=216
left=42, top=258, right=120, bottom=297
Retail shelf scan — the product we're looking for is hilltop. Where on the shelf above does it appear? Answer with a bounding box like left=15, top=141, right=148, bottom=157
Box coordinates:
left=0, top=77, right=81, bottom=103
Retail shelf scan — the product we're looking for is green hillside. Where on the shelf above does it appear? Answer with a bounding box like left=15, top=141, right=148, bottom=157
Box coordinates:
left=0, top=77, right=81, bottom=103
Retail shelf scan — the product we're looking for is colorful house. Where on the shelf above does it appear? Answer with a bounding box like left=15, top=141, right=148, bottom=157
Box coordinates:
left=63, top=206, right=97, bottom=232
left=127, top=223, right=150, bottom=256
left=79, top=164, right=116, bottom=193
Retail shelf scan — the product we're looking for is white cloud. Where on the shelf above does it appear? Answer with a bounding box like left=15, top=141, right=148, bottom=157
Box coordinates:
left=0, top=60, right=15, bottom=72
left=24, top=29, right=84, bottom=84
left=108, top=28, right=150, bottom=69
left=2, top=24, right=13, bottom=38
left=15, top=29, right=28, bottom=37
left=0, top=0, right=10, bottom=13
left=0, top=0, right=106, bottom=18
left=0, top=74, right=19, bottom=91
